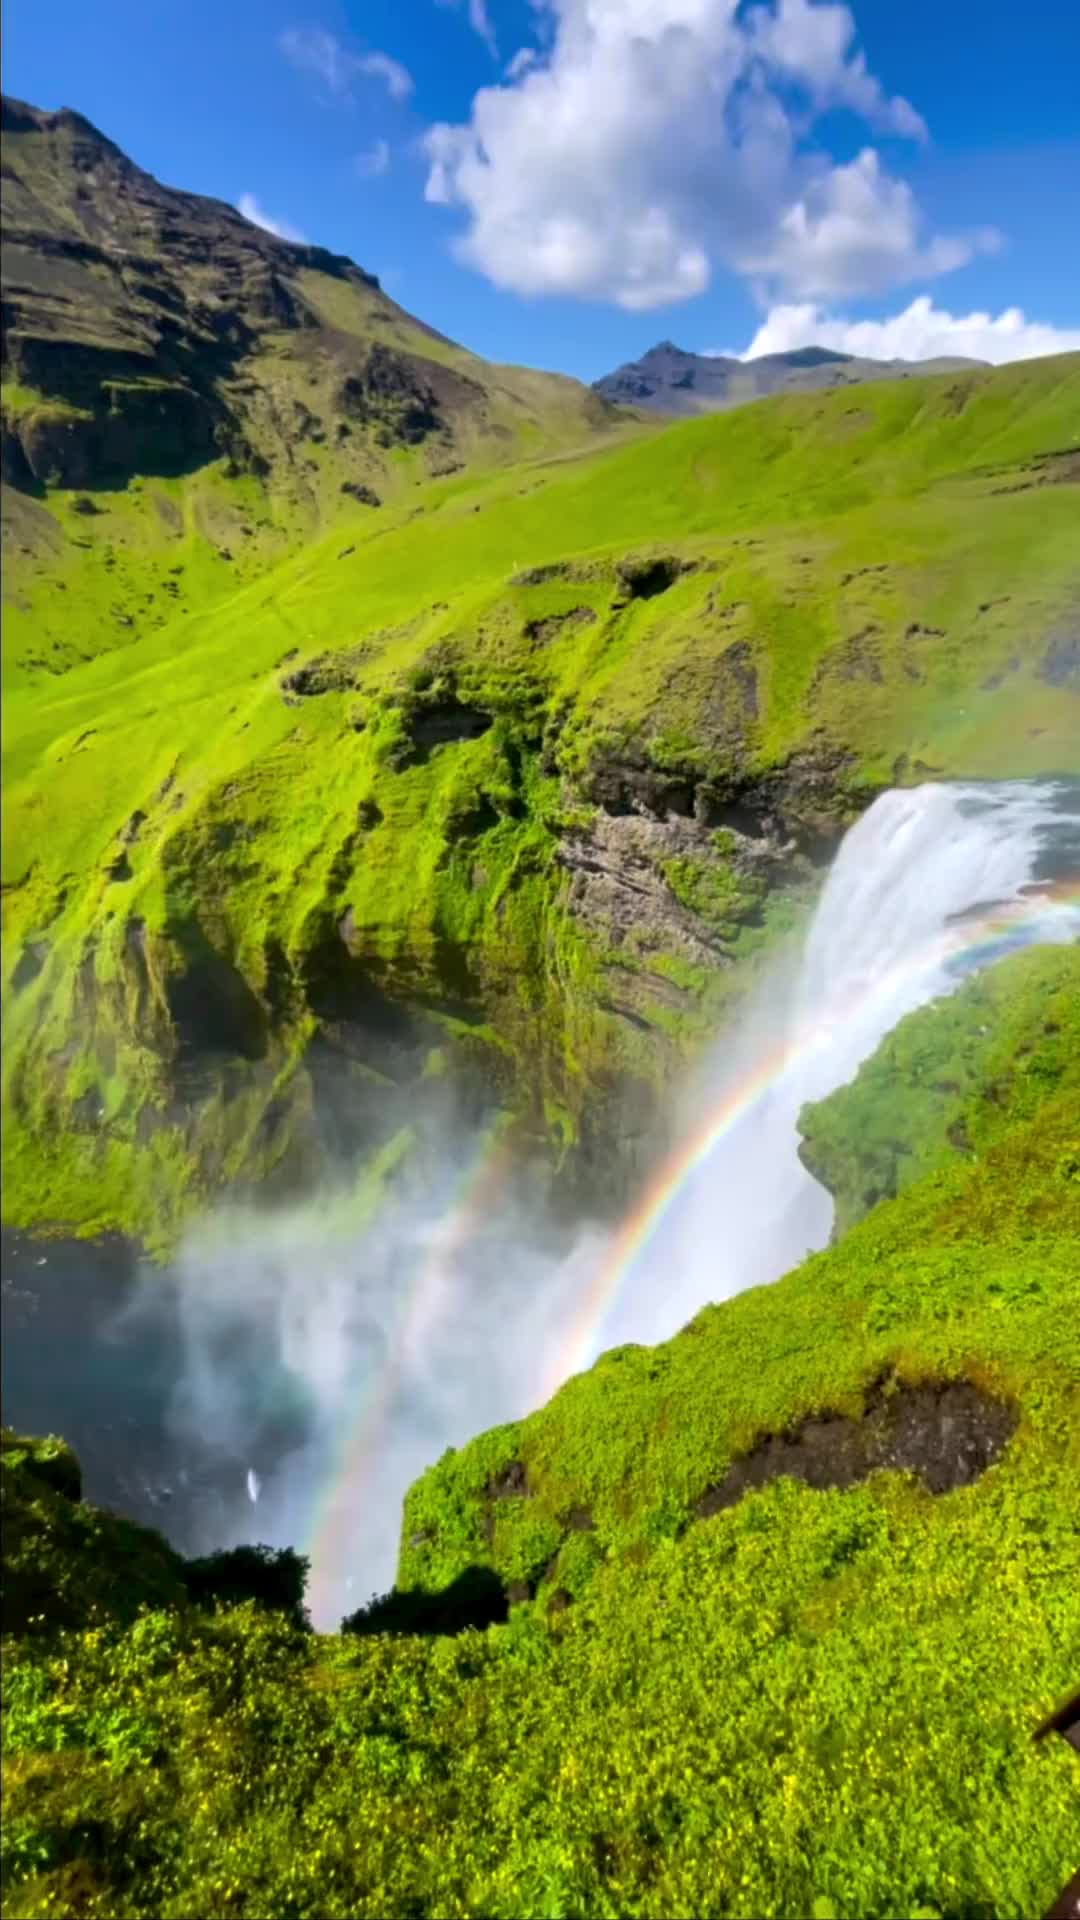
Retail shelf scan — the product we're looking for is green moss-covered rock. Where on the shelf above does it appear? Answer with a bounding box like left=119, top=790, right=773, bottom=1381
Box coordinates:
left=2, top=1431, right=82, bottom=1502
left=6, top=354, right=1080, bottom=1247
left=1, top=1428, right=188, bottom=1636
left=798, top=942, right=1080, bottom=1235
left=3, top=954, right=1079, bottom=1917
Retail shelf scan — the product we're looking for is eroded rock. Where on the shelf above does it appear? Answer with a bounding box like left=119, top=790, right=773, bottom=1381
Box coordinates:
left=695, top=1375, right=1017, bottom=1518
left=613, top=552, right=687, bottom=602
left=523, top=605, right=597, bottom=648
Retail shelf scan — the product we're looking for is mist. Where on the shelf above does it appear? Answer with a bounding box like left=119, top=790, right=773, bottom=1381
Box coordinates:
left=113, top=780, right=1078, bottom=1629
left=135, top=1170, right=602, bottom=1627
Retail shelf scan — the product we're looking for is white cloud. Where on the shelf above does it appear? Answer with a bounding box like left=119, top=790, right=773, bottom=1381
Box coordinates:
left=359, top=50, right=414, bottom=102
left=505, top=48, right=537, bottom=80
left=356, top=139, right=391, bottom=178
left=237, top=192, right=308, bottom=243
left=279, top=27, right=413, bottom=102
left=738, top=150, right=994, bottom=302
left=280, top=26, right=352, bottom=94
left=737, top=295, right=1080, bottom=364
left=437, top=0, right=499, bottom=58
left=744, top=0, right=927, bottom=140
left=422, top=0, right=980, bottom=311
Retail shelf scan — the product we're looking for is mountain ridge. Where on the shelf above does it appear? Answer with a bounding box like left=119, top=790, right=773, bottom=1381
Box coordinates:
left=594, top=336, right=990, bottom=417
left=1, top=93, right=626, bottom=502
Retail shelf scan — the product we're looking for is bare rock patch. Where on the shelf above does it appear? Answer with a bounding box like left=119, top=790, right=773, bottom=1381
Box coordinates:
left=695, top=1375, right=1016, bottom=1521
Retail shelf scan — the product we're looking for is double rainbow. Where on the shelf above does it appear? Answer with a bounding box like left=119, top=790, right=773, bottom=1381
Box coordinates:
left=304, top=1124, right=515, bottom=1622
left=543, top=879, right=1079, bottom=1395
left=305, top=877, right=1077, bottom=1617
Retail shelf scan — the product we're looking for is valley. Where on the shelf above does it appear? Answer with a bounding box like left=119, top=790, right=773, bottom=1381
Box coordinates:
left=2, top=82, right=1079, bottom=1920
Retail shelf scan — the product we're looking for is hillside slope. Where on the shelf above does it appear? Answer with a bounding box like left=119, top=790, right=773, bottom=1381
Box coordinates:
left=1, top=95, right=631, bottom=669
left=4, top=338, right=1079, bottom=1246
left=593, top=338, right=986, bottom=416
left=3, top=947, right=1078, bottom=1920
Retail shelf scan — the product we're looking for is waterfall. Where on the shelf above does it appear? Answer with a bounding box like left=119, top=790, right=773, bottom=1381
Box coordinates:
left=6, top=780, right=1076, bottom=1628
left=603, top=779, right=1080, bottom=1351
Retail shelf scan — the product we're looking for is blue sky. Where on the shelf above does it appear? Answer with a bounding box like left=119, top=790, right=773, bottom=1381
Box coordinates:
left=6, top=0, right=1080, bottom=380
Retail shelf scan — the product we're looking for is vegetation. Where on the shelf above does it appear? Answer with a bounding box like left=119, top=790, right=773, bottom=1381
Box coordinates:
left=1, top=1431, right=189, bottom=1637
left=5, top=349, right=1080, bottom=1247
left=4, top=95, right=1077, bottom=1920
left=3, top=947, right=1078, bottom=1918
left=798, top=941, right=1080, bottom=1235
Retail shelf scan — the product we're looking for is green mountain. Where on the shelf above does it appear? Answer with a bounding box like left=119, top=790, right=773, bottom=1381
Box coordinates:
left=3, top=95, right=1079, bottom=1920
left=593, top=338, right=988, bottom=417
left=1, top=95, right=628, bottom=667
left=0, top=96, right=620, bottom=497
left=2, top=96, right=1079, bottom=1253
left=4, top=946, right=1078, bottom=1919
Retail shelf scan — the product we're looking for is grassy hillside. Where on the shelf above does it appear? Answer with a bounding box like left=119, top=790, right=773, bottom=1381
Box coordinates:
left=1, top=95, right=633, bottom=680
left=3, top=947, right=1078, bottom=1919
left=798, top=942, right=1080, bottom=1236
left=4, top=352, right=1080, bottom=1246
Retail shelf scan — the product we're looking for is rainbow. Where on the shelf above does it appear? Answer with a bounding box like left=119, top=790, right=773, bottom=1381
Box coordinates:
left=542, top=878, right=1080, bottom=1398
left=303, top=875, right=1076, bottom=1619
left=304, top=1122, right=515, bottom=1623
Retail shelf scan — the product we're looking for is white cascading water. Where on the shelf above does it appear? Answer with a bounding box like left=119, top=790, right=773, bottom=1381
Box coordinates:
left=602, top=779, right=1079, bottom=1352
left=37, top=779, right=1073, bottom=1626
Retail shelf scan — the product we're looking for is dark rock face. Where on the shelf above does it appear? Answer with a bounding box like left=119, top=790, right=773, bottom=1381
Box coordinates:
left=12, top=384, right=220, bottom=489
left=0, top=418, right=40, bottom=489
left=1, top=98, right=305, bottom=488
left=337, top=344, right=486, bottom=448
left=552, top=737, right=864, bottom=1034
left=280, top=656, right=358, bottom=699
left=560, top=812, right=716, bottom=953
left=10, top=939, right=49, bottom=993
left=523, top=605, right=596, bottom=647
left=0, top=95, right=486, bottom=494
left=343, top=1566, right=511, bottom=1638
left=613, top=553, right=685, bottom=601
left=163, top=940, right=269, bottom=1081
left=486, top=1459, right=530, bottom=1500
left=400, top=696, right=493, bottom=766
left=581, top=741, right=858, bottom=850
left=695, top=1375, right=1017, bottom=1517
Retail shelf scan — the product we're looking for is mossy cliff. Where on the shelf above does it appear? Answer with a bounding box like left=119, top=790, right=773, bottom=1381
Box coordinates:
left=0, top=95, right=620, bottom=509
left=3, top=99, right=1080, bottom=1248
left=3, top=948, right=1078, bottom=1918
left=798, top=941, right=1080, bottom=1236
left=5, top=347, right=1079, bottom=1247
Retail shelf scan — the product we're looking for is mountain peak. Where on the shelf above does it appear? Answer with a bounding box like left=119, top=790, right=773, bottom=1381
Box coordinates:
left=0, top=93, right=621, bottom=507
left=1, top=94, right=121, bottom=153
left=594, top=338, right=988, bottom=416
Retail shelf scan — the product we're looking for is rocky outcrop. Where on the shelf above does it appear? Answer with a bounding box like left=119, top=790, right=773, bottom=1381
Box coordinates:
left=559, top=811, right=732, bottom=967
left=6, top=384, right=221, bottom=489
left=593, top=338, right=988, bottom=417
left=0, top=94, right=614, bottom=496
left=694, top=1375, right=1017, bottom=1513
left=337, top=343, right=487, bottom=448
left=580, top=739, right=862, bottom=855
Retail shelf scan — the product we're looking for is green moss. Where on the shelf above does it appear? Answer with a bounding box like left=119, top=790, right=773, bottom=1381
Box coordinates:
left=3, top=357, right=1079, bottom=1243
left=662, top=849, right=766, bottom=939
left=3, top=959, right=1079, bottom=1917
left=1, top=1431, right=189, bottom=1637
left=798, top=943, right=1080, bottom=1235
left=1, top=381, right=93, bottom=421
